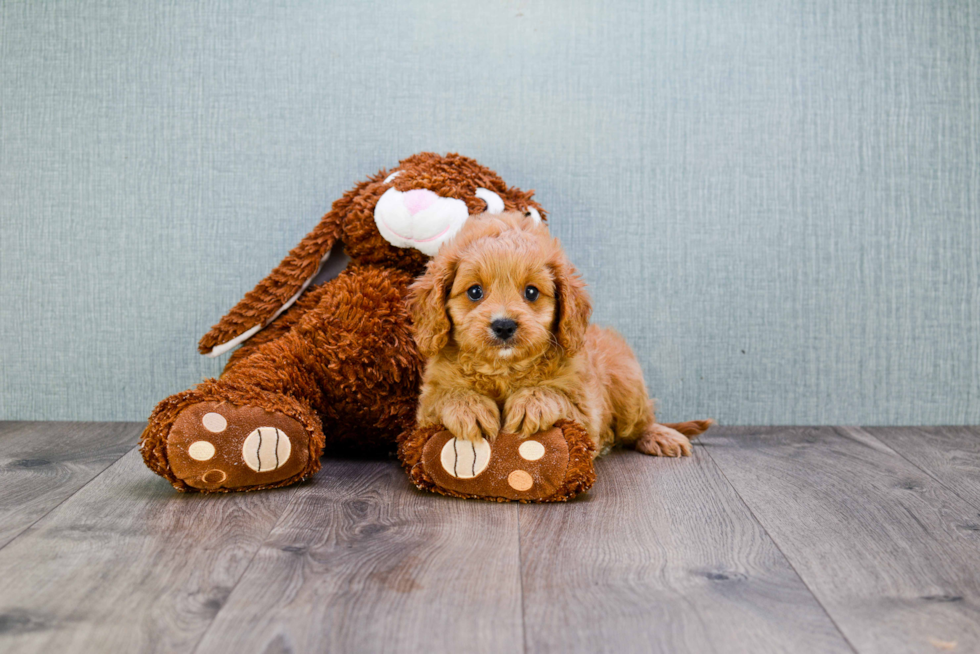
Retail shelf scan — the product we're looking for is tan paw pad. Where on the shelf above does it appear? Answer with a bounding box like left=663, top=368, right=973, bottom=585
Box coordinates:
left=508, top=470, right=533, bottom=491
left=518, top=440, right=545, bottom=461
left=201, top=412, right=227, bottom=433
left=187, top=441, right=216, bottom=461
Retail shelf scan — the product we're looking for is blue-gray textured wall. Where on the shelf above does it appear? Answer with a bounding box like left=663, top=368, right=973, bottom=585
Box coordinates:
left=1, top=0, right=978, bottom=424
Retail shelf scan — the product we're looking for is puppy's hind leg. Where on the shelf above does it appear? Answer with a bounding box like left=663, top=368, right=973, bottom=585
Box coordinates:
left=635, top=423, right=694, bottom=458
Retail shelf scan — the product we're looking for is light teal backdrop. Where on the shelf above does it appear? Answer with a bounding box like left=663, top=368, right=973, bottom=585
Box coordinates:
left=1, top=0, right=978, bottom=424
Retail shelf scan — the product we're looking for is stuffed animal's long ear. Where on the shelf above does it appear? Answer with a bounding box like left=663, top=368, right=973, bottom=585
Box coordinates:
left=198, top=175, right=379, bottom=357
left=407, top=252, right=458, bottom=358
left=551, top=249, right=592, bottom=355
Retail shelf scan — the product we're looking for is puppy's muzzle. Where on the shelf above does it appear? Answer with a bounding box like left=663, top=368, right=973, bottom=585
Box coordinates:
left=490, top=318, right=518, bottom=342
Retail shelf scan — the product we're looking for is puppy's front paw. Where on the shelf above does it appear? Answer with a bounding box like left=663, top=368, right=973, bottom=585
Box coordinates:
left=503, top=388, right=570, bottom=438
left=441, top=396, right=500, bottom=444
left=636, top=424, right=693, bottom=457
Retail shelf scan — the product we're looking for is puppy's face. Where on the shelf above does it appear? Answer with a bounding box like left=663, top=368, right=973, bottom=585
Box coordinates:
left=409, top=212, right=591, bottom=364
left=447, top=242, right=557, bottom=362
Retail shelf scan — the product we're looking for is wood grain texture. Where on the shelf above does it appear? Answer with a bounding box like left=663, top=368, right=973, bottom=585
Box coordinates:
left=0, top=421, right=138, bottom=549
left=5, top=423, right=979, bottom=654
left=0, top=448, right=293, bottom=653
left=193, top=459, right=523, bottom=654
left=702, top=427, right=980, bottom=654
left=863, top=426, right=980, bottom=511
left=518, top=447, right=853, bottom=654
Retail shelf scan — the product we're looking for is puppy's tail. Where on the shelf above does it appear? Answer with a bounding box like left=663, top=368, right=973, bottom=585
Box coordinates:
left=659, top=419, right=714, bottom=439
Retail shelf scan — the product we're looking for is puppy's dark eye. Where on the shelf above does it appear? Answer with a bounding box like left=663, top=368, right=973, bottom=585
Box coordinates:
left=524, top=285, right=539, bottom=302
left=467, top=285, right=484, bottom=301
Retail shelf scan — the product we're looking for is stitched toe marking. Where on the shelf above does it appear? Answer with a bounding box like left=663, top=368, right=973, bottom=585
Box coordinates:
left=202, top=469, right=227, bottom=484
left=242, top=427, right=291, bottom=472
left=440, top=437, right=491, bottom=478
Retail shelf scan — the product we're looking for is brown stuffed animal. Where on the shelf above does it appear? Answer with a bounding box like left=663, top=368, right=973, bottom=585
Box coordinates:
left=140, top=153, right=597, bottom=500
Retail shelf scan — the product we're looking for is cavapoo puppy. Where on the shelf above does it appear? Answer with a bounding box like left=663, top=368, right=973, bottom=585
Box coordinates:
left=409, top=211, right=710, bottom=458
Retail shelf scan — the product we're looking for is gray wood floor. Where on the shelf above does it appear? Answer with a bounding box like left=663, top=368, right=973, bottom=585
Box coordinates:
left=1, top=423, right=978, bottom=654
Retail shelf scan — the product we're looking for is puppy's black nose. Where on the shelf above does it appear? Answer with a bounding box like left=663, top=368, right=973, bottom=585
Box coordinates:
left=491, top=318, right=518, bottom=341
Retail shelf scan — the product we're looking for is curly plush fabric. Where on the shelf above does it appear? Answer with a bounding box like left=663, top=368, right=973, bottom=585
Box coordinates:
left=140, top=153, right=562, bottom=494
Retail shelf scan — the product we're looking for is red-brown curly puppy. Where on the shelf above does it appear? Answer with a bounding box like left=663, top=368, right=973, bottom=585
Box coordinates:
left=409, top=211, right=710, bottom=458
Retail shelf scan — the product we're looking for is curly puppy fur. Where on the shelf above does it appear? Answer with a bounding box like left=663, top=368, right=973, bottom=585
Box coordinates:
left=409, top=212, right=711, bottom=458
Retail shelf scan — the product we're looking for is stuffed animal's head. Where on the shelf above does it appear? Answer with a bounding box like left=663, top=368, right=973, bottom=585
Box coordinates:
left=342, top=152, right=546, bottom=273
left=198, top=152, right=545, bottom=357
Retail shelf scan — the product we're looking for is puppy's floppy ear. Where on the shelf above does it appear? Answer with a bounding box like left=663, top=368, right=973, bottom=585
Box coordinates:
left=408, top=251, right=458, bottom=358
left=550, top=248, right=592, bottom=355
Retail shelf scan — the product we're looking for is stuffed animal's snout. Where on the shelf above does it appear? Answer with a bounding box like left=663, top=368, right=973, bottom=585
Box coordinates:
left=374, top=187, right=470, bottom=256
left=374, top=183, right=510, bottom=257
left=403, top=189, right=438, bottom=214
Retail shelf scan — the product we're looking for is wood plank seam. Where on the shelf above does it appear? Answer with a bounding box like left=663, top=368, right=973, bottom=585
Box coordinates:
left=187, top=460, right=525, bottom=653
left=703, top=426, right=980, bottom=652
left=697, top=442, right=861, bottom=654
left=517, top=505, right=528, bottom=654
left=0, top=443, right=138, bottom=555
left=186, top=489, right=302, bottom=654
left=842, top=426, right=980, bottom=515
left=0, top=447, right=297, bottom=652
left=517, top=443, right=856, bottom=653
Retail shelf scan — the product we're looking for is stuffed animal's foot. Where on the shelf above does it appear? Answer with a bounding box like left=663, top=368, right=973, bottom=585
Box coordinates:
left=165, top=402, right=313, bottom=490
left=141, top=385, right=324, bottom=492
left=398, top=419, right=597, bottom=502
